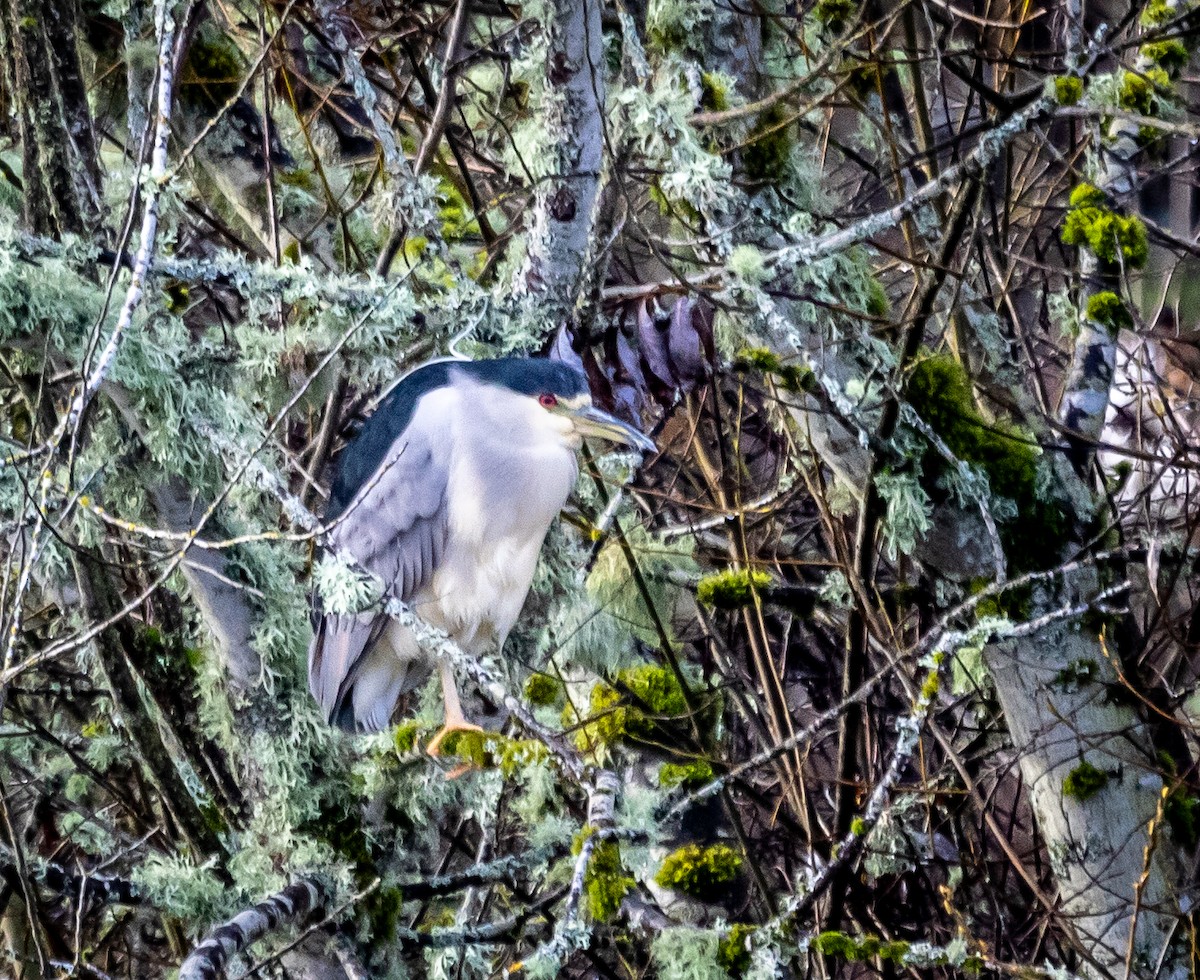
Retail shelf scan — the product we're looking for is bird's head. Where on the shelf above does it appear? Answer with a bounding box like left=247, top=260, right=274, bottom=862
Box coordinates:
left=471, top=358, right=656, bottom=454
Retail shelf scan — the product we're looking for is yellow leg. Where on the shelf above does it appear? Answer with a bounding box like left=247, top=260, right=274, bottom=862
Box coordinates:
left=426, top=658, right=483, bottom=758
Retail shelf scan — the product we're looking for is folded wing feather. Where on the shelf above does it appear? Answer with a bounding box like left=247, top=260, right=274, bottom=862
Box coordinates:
left=307, top=403, right=451, bottom=732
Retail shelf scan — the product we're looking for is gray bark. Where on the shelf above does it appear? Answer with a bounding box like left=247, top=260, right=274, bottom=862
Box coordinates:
left=513, top=0, right=605, bottom=334
left=984, top=573, right=1186, bottom=976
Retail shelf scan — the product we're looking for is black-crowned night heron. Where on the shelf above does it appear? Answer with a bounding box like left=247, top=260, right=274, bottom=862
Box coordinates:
left=308, top=357, right=655, bottom=748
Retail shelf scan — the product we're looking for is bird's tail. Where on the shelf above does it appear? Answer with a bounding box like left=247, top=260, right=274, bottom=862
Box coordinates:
left=308, top=613, right=432, bottom=733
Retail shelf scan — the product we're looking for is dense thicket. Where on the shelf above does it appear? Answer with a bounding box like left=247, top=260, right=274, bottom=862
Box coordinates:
left=0, top=0, right=1198, bottom=977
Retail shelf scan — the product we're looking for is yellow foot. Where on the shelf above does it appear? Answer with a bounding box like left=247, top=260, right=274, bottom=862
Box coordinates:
left=426, top=721, right=485, bottom=759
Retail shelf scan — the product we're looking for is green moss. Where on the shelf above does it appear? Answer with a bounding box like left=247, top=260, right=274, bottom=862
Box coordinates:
left=906, top=356, right=1070, bottom=573
left=164, top=282, right=190, bottom=313
left=282, top=241, right=301, bottom=265
left=1141, top=39, right=1190, bottom=75
left=1141, top=0, right=1177, bottom=26
left=572, top=664, right=714, bottom=751
left=1165, top=790, right=1200, bottom=850
left=1055, top=75, right=1084, bottom=105
left=437, top=179, right=481, bottom=241
left=919, top=669, right=940, bottom=702
left=582, top=837, right=634, bottom=922
left=973, top=578, right=1035, bottom=622
left=811, top=931, right=910, bottom=963
left=849, top=817, right=867, bottom=836
left=700, top=72, right=731, bottom=112
left=1061, top=184, right=1149, bottom=268
left=180, top=27, right=244, bottom=112
left=845, top=60, right=888, bottom=98
left=622, top=664, right=690, bottom=716
left=1085, top=291, right=1133, bottom=331
left=647, top=178, right=703, bottom=222
left=654, top=843, right=742, bottom=901
left=743, top=105, right=794, bottom=183
left=1119, top=66, right=1171, bottom=115
left=734, top=347, right=818, bottom=394
left=718, top=923, right=756, bottom=976
left=438, top=730, right=550, bottom=776
left=570, top=681, right=627, bottom=750
left=696, top=568, right=774, bottom=609
left=523, top=672, right=563, bottom=707
left=814, top=0, right=857, bottom=31
left=1069, top=182, right=1106, bottom=209
left=1062, top=760, right=1109, bottom=801
left=659, top=759, right=715, bottom=789
left=393, top=720, right=425, bottom=755
left=1053, top=659, right=1099, bottom=688
left=865, top=277, right=890, bottom=317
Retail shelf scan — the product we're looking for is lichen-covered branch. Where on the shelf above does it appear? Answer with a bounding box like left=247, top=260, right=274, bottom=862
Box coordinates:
left=178, top=877, right=326, bottom=980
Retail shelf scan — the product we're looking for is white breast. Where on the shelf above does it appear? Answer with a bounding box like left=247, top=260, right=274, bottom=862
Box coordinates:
left=410, top=382, right=579, bottom=651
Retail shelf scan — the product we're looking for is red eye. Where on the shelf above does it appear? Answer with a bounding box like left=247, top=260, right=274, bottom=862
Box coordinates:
left=539, top=393, right=558, bottom=408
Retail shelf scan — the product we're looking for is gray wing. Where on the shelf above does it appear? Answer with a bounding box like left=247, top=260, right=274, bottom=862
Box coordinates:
left=307, top=423, right=449, bottom=732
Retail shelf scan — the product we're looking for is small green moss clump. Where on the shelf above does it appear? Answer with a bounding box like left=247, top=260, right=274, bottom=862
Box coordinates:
left=1165, top=790, right=1200, bottom=850
left=1061, top=183, right=1149, bottom=268
left=571, top=664, right=697, bottom=750
left=814, top=0, right=857, bottom=31
left=582, top=837, right=635, bottom=922
left=865, top=277, right=891, bottom=317
left=438, top=730, right=549, bottom=776
left=393, top=720, right=427, bottom=755
left=1141, top=0, right=1177, bottom=26
left=919, top=669, right=940, bottom=702
left=973, top=579, right=1035, bottom=622
left=696, top=568, right=774, bottom=609
left=571, top=682, right=626, bottom=749
left=621, top=664, right=689, bottom=719
left=718, top=923, right=757, bottom=976
left=659, top=759, right=715, bottom=789
left=700, top=72, right=731, bottom=112
left=180, top=28, right=245, bottom=112
left=1085, top=291, right=1133, bottom=331
left=734, top=347, right=819, bottom=394
left=1055, top=75, right=1084, bottom=105
left=849, top=817, right=867, bottom=836
left=811, top=931, right=911, bottom=963
left=523, top=672, right=563, bottom=707
left=1141, top=39, right=1190, bottom=75
left=1053, top=659, right=1099, bottom=689
left=743, top=105, right=794, bottom=183
left=1062, top=760, right=1109, bottom=801
left=654, top=843, right=743, bottom=901
left=906, top=356, right=1069, bottom=573
left=1119, top=66, right=1171, bottom=115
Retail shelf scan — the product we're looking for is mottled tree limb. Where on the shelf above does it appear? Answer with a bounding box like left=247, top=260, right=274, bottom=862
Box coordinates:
left=179, top=878, right=326, bottom=980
